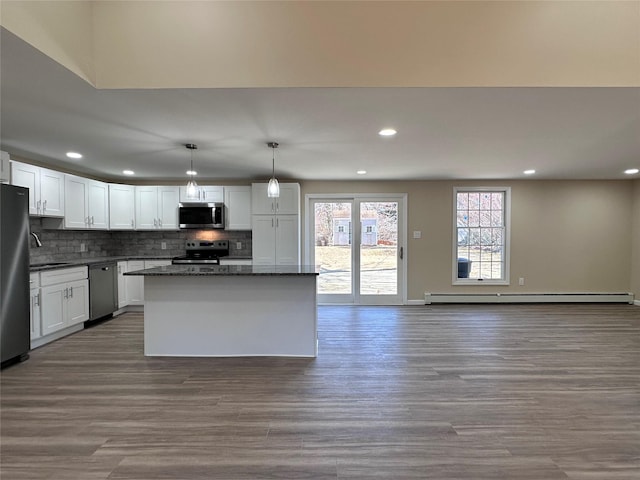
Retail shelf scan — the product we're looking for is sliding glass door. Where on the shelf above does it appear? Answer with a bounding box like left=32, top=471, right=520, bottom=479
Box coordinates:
left=309, top=196, right=405, bottom=305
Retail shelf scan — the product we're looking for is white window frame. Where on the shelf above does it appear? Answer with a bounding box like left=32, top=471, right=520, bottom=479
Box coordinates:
left=452, top=186, right=511, bottom=286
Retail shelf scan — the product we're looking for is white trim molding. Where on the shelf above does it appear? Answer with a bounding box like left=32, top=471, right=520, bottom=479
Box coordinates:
left=425, top=292, right=634, bottom=304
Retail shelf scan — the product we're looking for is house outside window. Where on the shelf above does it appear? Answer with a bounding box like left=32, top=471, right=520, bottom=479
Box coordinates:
left=453, top=187, right=510, bottom=285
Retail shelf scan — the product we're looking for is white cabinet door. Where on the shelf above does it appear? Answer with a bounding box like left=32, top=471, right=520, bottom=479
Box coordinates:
left=109, top=184, right=135, bottom=230
left=117, top=261, right=128, bottom=308
left=251, top=215, right=277, bottom=265
left=39, top=168, right=65, bottom=217
left=40, top=284, right=66, bottom=335
left=30, top=288, right=41, bottom=341
left=225, top=186, right=252, bottom=230
left=88, top=180, right=109, bottom=229
left=66, top=279, right=89, bottom=326
left=126, top=260, right=145, bottom=305
left=179, top=185, right=224, bottom=203
left=157, top=186, right=179, bottom=229
left=64, top=175, right=89, bottom=229
left=274, top=183, right=300, bottom=215
left=275, top=215, right=300, bottom=265
left=135, top=186, right=159, bottom=229
left=11, top=161, right=40, bottom=215
left=11, top=162, right=65, bottom=217
left=252, top=183, right=299, bottom=215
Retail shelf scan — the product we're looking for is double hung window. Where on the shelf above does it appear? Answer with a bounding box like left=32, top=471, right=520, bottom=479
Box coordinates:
left=454, top=187, right=510, bottom=284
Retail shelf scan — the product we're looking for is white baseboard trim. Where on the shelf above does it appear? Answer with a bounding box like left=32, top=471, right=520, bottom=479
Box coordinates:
left=425, top=292, right=634, bottom=305
left=31, top=323, right=84, bottom=349
left=634, top=299, right=640, bottom=307
left=406, top=299, right=426, bottom=305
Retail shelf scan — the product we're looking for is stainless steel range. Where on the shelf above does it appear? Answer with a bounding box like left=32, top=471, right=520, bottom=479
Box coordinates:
left=172, top=240, right=229, bottom=265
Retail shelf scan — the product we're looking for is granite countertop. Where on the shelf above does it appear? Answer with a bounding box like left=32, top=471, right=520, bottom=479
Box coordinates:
left=30, top=255, right=252, bottom=272
left=124, top=264, right=319, bottom=276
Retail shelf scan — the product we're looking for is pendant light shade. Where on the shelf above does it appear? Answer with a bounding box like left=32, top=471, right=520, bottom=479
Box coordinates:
left=267, top=142, right=280, bottom=198
left=185, top=143, right=199, bottom=200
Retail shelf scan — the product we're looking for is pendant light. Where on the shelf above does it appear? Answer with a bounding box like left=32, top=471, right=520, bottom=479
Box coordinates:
left=267, top=142, right=280, bottom=198
left=185, top=143, right=199, bottom=200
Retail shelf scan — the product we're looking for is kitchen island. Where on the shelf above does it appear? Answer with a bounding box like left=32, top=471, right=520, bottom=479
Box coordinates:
left=125, top=264, right=319, bottom=357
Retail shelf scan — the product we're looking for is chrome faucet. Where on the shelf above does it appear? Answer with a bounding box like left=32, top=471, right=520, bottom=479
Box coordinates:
left=30, top=232, right=43, bottom=247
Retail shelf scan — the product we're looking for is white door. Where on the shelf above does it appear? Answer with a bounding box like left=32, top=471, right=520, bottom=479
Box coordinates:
left=64, top=175, right=89, bottom=229
left=126, top=261, right=145, bottom=305
left=11, top=162, right=40, bottom=214
left=88, top=180, right=109, bottom=229
left=40, top=284, right=66, bottom=334
left=39, top=168, right=65, bottom=217
left=135, top=186, right=159, bottom=229
left=109, top=184, right=135, bottom=229
left=251, top=215, right=276, bottom=265
left=309, top=196, right=405, bottom=305
left=66, top=280, right=89, bottom=326
left=157, top=186, right=179, bottom=229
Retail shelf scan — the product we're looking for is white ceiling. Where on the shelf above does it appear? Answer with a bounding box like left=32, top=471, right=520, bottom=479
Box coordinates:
left=1, top=28, right=639, bottom=183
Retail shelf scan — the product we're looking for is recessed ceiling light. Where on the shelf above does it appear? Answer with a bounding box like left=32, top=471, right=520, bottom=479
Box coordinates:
left=624, top=168, right=639, bottom=175
left=523, top=169, right=536, bottom=175
left=186, top=170, right=197, bottom=176
left=66, top=152, right=83, bottom=159
left=378, top=128, right=397, bottom=137
left=122, top=170, right=135, bottom=175
left=357, top=170, right=367, bottom=175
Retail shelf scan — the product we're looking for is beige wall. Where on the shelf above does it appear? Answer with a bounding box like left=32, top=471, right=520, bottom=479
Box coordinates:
left=0, top=0, right=95, bottom=84
left=632, top=180, right=640, bottom=301
left=301, top=180, right=634, bottom=302
left=3, top=1, right=639, bottom=88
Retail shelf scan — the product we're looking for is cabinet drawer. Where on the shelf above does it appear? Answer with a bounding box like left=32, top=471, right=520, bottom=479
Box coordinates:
left=40, top=266, right=88, bottom=286
left=30, top=272, right=40, bottom=288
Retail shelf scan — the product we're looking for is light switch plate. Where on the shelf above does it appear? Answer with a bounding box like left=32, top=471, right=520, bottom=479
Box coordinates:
left=236, top=242, right=242, bottom=250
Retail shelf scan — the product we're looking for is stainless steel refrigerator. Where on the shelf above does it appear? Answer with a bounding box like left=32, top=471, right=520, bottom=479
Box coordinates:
left=1, top=183, right=30, bottom=365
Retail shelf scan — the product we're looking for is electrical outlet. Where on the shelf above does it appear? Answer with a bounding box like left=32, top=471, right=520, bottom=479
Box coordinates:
left=519, top=277, right=525, bottom=286
left=413, top=231, right=422, bottom=239
left=161, top=241, right=167, bottom=250
left=80, top=243, right=86, bottom=252
left=236, top=242, right=242, bottom=250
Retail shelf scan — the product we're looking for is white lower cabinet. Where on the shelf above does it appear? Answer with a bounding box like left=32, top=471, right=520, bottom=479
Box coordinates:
left=29, top=273, right=41, bottom=341
left=117, top=261, right=128, bottom=308
left=126, top=261, right=145, bottom=306
left=39, top=267, right=89, bottom=336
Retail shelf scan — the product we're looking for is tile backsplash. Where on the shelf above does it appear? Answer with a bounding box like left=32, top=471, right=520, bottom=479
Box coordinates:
left=29, top=218, right=252, bottom=264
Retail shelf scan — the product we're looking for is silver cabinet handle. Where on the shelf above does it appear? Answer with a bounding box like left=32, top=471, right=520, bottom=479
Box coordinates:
left=158, top=218, right=162, bottom=227
left=37, top=199, right=42, bottom=213
left=131, top=219, right=134, bottom=228
left=276, top=218, right=279, bottom=228
left=118, top=265, right=121, bottom=274
left=64, top=287, right=69, bottom=299
left=70, top=286, right=73, bottom=297
left=399, top=246, right=404, bottom=260
left=91, top=216, right=95, bottom=225
left=271, top=218, right=274, bottom=228
left=43, top=199, right=47, bottom=212
left=276, top=202, right=279, bottom=212
left=35, top=293, right=40, bottom=306
left=271, top=202, right=275, bottom=212
left=153, top=218, right=157, bottom=227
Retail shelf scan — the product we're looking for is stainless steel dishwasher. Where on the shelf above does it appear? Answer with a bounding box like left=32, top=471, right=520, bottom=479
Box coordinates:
left=88, top=262, right=118, bottom=322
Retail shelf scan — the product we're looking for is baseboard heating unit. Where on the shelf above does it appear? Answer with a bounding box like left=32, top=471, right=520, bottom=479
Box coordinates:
left=425, top=292, right=635, bottom=304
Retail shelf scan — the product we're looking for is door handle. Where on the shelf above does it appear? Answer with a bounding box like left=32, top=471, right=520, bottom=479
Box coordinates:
left=399, top=246, right=404, bottom=260
left=91, top=216, right=95, bottom=225
left=158, top=218, right=162, bottom=227
left=43, top=200, right=47, bottom=211
left=153, top=218, right=157, bottom=227
left=64, top=287, right=69, bottom=299
left=69, top=286, right=74, bottom=297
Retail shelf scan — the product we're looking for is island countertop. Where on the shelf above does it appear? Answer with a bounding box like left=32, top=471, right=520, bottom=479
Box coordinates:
left=124, top=264, right=319, bottom=276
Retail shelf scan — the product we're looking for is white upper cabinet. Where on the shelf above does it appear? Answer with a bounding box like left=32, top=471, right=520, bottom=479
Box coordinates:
left=11, top=161, right=65, bottom=216
left=109, top=184, right=135, bottom=230
left=135, top=186, right=179, bottom=230
left=224, top=186, right=251, bottom=230
left=179, top=185, right=224, bottom=203
left=251, top=183, right=300, bottom=215
left=64, top=175, right=109, bottom=229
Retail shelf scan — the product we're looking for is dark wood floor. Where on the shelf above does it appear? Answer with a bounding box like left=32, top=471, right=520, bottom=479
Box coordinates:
left=1, top=304, right=639, bottom=479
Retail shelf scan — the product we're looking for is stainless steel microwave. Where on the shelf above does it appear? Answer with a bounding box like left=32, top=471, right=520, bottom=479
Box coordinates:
left=178, top=203, right=225, bottom=229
